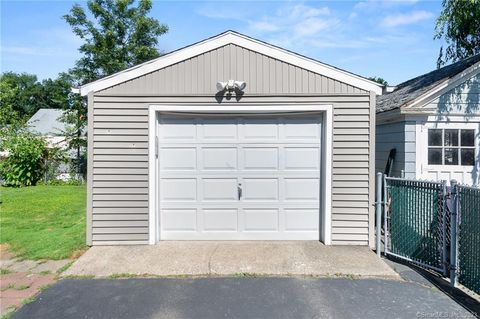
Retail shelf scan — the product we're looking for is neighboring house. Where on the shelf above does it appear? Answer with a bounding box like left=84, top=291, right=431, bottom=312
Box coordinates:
left=27, top=108, right=68, bottom=148
left=376, top=54, right=480, bottom=186
left=75, top=31, right=383, bottom=247
left=27, top=108, right=71, bottom=180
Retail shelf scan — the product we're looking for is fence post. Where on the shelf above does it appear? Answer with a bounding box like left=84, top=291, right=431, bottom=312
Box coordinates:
left=450, top=179, right=459, bottom=287
left=400, top=170, right=405, bottom=178
left=376, top=172, right=383, bottom=257
left=441, top=182, right=448, bottom=277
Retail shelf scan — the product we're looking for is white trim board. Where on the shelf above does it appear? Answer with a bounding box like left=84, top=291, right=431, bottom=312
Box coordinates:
left=147, top=104, right=333, bottom=245
left=78, top=31, right=382, bottom=96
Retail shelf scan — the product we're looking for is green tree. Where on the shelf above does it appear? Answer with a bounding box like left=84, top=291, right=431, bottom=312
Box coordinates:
left=0, top=72, right=42, bottom=122
left=63, top=0, right=169, bottom=85
left=61, top=0, right=168, bottom=177
left=0, top=72, right=72, bottom=127
left=0, top=79, right=21, bottom=128
left=368, top=77, right=388, bottom=86
left=435, top=0, right=480, bottom=67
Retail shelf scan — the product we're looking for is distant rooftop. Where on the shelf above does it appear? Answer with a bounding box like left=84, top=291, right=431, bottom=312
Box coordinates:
left=27, top=109, right=67, bottom=136
left=377, top=54, right=480, bottom=113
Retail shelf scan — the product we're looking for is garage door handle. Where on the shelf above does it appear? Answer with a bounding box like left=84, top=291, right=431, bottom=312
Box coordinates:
left=237, top=184, right=242, bottom=200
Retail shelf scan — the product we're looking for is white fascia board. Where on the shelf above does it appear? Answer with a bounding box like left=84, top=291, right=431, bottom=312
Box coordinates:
left=79, top=31, right=383, bottom=96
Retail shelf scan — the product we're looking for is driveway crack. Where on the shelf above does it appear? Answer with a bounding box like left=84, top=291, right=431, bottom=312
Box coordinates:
left=208, top=244, right=220, bottom=275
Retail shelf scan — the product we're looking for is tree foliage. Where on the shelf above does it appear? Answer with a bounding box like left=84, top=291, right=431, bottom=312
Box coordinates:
left=0, top=72, right=72, bottom=126
left=0, top=72, right=41, bottom=123
left=435, top=0, right=480, bottom=67
left=368, top=76, right=388, bottom=86
left=63, top=0, right=168, bottom=85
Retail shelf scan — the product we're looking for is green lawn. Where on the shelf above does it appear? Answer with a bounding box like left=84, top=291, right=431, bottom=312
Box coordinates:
left=0, top=185, right=87, bottom=260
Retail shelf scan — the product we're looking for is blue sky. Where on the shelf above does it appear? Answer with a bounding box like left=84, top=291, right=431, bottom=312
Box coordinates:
left=1, top=0, right=444, bottom=85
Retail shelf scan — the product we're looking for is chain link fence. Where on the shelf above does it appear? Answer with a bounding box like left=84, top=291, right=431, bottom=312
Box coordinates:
left=457, top=185, right=480, bottom=294
left=380, top=175, right=479, bottom=295
left=384, top=178, right=447, bottom=274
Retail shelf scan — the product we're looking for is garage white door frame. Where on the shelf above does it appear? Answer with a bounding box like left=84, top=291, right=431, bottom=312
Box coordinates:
left=148, top=104, right=333, bottom=245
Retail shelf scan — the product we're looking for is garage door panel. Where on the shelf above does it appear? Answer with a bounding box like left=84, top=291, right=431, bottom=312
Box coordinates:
left=242, top=147, right=279, bottom=170
left=285, top=209, right=319, bottom=231
left=160, top=179, right=196, bottom=201
left=244, top=209, right=279, bottom=231
left=163, top=209, right=197, bottom=231
left=202, top=119, right=238, bottom=140
left=160, top=147, right=196, bottom=170
left=159, top=118, right=196, bottom=141
left=158, top=114, right=322, bottom=240
left=243, top=118, right=279, bottom=140
left=202, top=178, right=238, bottom=201
left=284, top=178, right=320, bottom=200
left=284, top=119, right=321, bottom=140
left=284, top=147, right=320, bottom=170
left=201, top=148, right=237, bottom=170
left=203, top=209, right=238, bottom=231
left=243, top=178, right=279, bottom=201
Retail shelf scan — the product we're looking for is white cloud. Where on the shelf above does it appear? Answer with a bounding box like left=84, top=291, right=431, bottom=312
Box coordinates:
left=354, top=0, right=418, bottom=11
left=289, top=4, right=330, bottom=18
left=294, top=18, right=332, bottom=37
left=247, top=3, right=336, bottom=39
left=250, top=21, right=279, bottom=32
left=381, top=10, right=434, bottom=27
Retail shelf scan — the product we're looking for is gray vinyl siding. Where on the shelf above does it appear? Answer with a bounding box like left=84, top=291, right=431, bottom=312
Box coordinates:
left=425, top=72, right=480, bottom=114
left=375, top=120, right=416, bottom=179
left=101, top=44, right=366, bottom=95
left=89, top=46, right=374, bottom=246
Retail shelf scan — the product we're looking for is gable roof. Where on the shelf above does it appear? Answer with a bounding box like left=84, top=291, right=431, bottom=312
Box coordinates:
left=27, top=109, right=67, bottom=136
left=76, top=30, right=383, bottom=96
left=377, top=54, right=480, bottom=113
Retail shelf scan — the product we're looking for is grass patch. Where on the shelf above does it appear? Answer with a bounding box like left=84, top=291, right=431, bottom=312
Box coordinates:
left=56, top=261, right=74, bottom=274
left=0, top=185, right=87, bottom=260
left=0, top=268, right=12, bottom=275
left=39, top=284, right=52, bottom=292
left=21, top=296, right=36, bottom=306
left=15, top=284, right=30, bottom=290
left=1, top=307, right=16, bottom=319
left=109, top=273, right=141, bottom=279
left=62, top=274, right=95, bottom=280
left=1, top=283, right=15, bottom=291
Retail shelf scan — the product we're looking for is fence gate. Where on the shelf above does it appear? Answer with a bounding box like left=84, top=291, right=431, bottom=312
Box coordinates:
left=383, top=177, right=448, bottom=275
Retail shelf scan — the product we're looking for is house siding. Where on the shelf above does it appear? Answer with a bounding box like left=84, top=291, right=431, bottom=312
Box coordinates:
left=101, top=44, right=367, bottom=95
left=88, top=45, right=375, bottom=246
left=424, top=72, right=480, bottom=114
left=375, top=120, right=416, bottom=179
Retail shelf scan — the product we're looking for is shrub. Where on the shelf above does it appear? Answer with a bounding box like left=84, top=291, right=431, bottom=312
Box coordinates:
left=0, top=130, right=65, bottom=187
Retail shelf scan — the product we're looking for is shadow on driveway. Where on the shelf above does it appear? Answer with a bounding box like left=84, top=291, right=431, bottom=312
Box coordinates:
left=13, top=277, right=474, bottom=319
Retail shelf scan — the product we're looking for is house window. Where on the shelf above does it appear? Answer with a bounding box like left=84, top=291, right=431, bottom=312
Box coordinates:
left=428, top=129, right=475, bottom=166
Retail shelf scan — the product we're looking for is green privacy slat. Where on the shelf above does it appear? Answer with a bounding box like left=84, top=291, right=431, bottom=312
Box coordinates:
left=386, top=179, right=445, bottom=270
left=385, top=178, right=479, bottom=294
left=458, top=186, right=480, bottom=295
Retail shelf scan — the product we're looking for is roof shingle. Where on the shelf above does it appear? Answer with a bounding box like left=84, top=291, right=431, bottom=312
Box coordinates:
left=377, top=54, right=480, bottom=113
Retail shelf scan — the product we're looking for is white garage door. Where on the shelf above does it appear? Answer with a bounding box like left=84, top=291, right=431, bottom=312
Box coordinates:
left=157, top=113, right=322, bottom=240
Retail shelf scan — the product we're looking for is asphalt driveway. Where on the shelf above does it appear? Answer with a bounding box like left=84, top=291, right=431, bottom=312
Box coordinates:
left=13, top=277, right=475, bottom=319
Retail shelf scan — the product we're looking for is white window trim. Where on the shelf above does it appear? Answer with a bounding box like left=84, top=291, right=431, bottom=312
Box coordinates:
left=148, top=104, right=333, bottom=245
left=416, top=121, right=480, bottom=178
